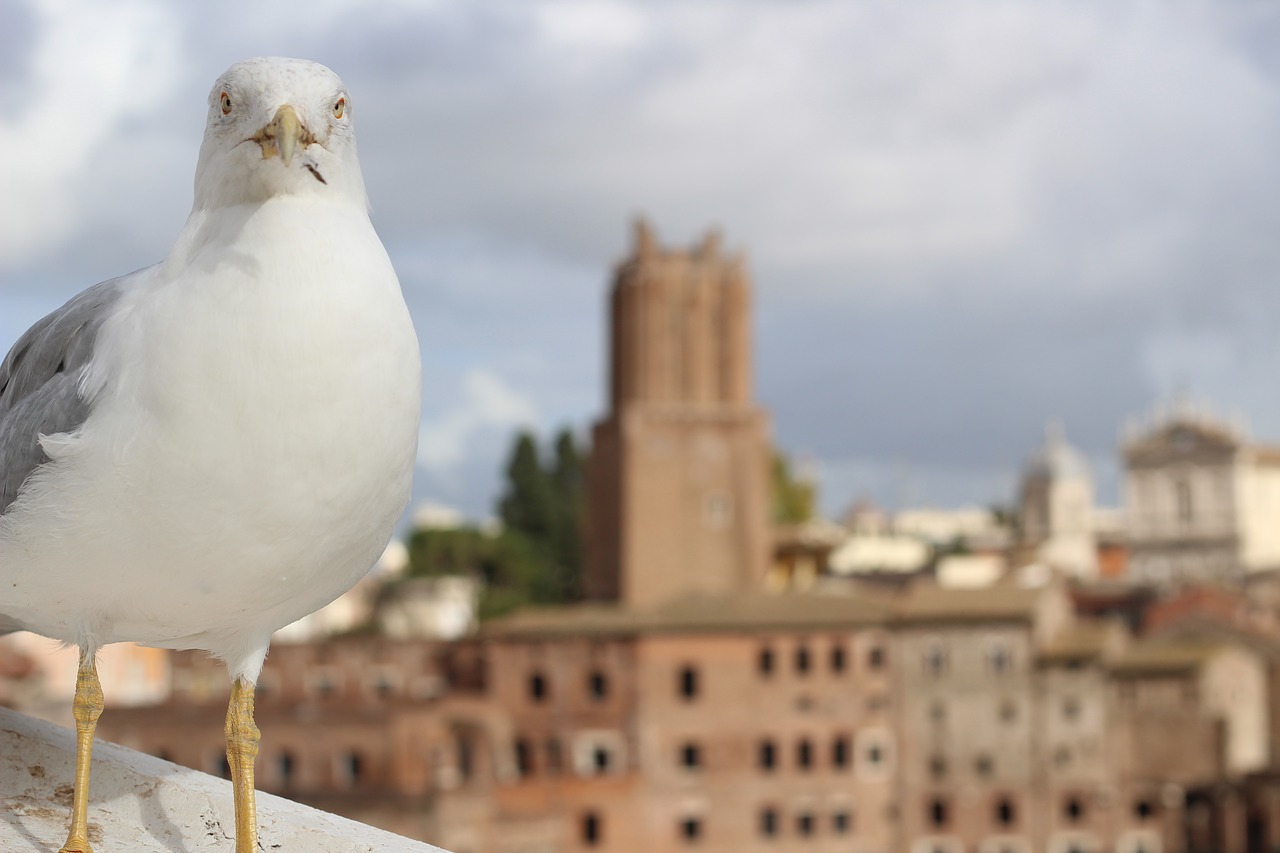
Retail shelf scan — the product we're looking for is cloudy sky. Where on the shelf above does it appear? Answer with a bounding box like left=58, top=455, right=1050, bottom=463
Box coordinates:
left=3, top=0, right=1280, bottom=520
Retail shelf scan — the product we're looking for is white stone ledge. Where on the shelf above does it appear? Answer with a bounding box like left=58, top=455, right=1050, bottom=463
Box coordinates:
left=0, top=707, right=446, bottom=852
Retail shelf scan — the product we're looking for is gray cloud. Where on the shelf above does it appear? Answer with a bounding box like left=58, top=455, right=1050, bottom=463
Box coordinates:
left=4, top=0, right=1280, bottom=520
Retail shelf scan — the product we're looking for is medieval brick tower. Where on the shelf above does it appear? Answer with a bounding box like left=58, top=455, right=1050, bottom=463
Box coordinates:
left=585, top=219, right=771, bottom=607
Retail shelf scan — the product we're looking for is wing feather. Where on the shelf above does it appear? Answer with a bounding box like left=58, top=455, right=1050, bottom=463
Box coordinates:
left=0, top=277, right=127, bottom=515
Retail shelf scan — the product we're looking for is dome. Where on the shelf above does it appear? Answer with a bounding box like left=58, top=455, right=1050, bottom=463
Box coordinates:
left=1024, top=422, right=1090, bottom=482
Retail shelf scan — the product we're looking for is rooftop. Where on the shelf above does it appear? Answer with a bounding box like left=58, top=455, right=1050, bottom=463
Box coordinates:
left=1107, top=639, right=1225, bottom=677
left=894, top=585, right=1044, bottom=626
left=484, top=590, right=896, bottom=639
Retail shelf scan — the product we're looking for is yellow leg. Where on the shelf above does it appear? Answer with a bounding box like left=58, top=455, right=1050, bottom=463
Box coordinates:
left=59, top=651, right=104, bottom=853
left=225, top=678, right=261, bottom=853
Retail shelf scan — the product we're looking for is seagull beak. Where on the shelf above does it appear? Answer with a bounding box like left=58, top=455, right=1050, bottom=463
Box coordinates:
left=257, top=105, right=305, bottom=165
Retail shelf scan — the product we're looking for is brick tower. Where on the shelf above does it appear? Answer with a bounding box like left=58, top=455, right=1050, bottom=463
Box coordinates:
left=585, top=219, right=771, bottom=607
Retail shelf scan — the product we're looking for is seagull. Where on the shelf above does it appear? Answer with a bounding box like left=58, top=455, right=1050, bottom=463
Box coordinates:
left=0, top=57, right=421, bottom=853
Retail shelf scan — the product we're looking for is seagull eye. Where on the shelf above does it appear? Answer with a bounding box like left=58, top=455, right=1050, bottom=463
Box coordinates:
left=333, top=97, right=346, bottom=119
left=220, top=92, right=233, bottom=115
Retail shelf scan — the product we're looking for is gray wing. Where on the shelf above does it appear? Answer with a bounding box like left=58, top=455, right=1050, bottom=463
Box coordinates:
left=0, top=277, right=128, bottom=516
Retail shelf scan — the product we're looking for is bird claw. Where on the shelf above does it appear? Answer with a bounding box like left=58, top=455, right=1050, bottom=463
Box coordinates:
left=57, top=840, right=94, bottom=853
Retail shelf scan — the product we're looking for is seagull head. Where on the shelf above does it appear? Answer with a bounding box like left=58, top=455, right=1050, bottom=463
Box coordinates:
left=193, top=57, right=369, bottom=210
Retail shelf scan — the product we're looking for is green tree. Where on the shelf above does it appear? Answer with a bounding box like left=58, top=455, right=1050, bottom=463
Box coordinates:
left=548, top=428, right=586, bottom=599
left=498, top=432, right=557, bottom=541
left=773, top=450, right=817, bottom=524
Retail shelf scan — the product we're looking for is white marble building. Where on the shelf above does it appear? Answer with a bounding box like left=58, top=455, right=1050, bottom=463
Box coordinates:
left=1123, top=403, right=1280, bottom=586
left=1019, top=423, right=1099, bottom=578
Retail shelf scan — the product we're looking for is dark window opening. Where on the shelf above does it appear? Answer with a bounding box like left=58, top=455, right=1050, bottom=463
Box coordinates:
left=277, top=750, right=295, bottom=787
left=680, top=817, right=702, bottom=842
left=588, top=670, right=609, bottom=701
left=866, top=743, right=884, bottom=766
left=868, top=646, right=886, bottom=669
left=514, top=739, right=533, bottom=777
left=1135, top=798, right=1155, bottom=820
left=678, top=665, right=699, bottom=700
left=833, top=810, right=851, bottom=834
left=759, top=807, right=778, bottom=837
left=592, top=746, right=611, bottom=774
left=929, top=797, right=949, bottom=828
left=1065, top=796, right=1084, bottom=822
left=996, top=796, right=1016, bottom=826
left=341, top=751, right=364, bottom=784
left=680, top=742, right=702, bottom=769
left=796, top=738, right=813, bottom=770
left=796, top=813, right=814, bottom=836
left=832, top=736, right=850, bottom=768
left=582, top=811, right=601, bottom=846
left=457, top=736, right=473, bottom=781
left=758, top=646, right=775, bottom=676
left=924, top=643, right=948, bottom=675
left=830, top=644, right=847, bottom=673
left=758, top=739, right=777, bottom=771
left=795, top=645, right=811, bottom=674
left=529, top=672, right=548, bottom=703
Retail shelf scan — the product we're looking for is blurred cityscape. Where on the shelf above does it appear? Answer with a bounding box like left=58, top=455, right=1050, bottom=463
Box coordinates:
left=6, top=219, right=1280, bottom=853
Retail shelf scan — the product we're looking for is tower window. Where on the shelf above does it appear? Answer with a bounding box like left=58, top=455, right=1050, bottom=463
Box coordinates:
left=680, top=817, right=702, bottom=842
left=796, top=813, right=814, bottom=837
left=795, top=645, right=811, bottom=674
left=678, top=665, right=699, bottom=700
left=759, top=807, right=778, bottom=837
left=529, top=672, right=549, bottom=703
left=680, top=742, right=702, bottom=770
left=929, top=798, right=949, bottom=828
left=1065, top=796, right=1085, bottom=822
left=588, top=670, right=609, bottom=701
left=705, top=493, right=733, bottom=527
left=995, top=796, right=1016, bottom=826
left=582, top=811, right=602, bottom=846
left=832, top=810, right=851, bottom=833
left=867, top=646, right=886, bottom=669
left=830, top=644, right=847, bottom=673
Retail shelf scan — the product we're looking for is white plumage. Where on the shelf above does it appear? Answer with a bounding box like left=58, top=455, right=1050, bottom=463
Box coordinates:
left=0, top=57, right=420, bottom=851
